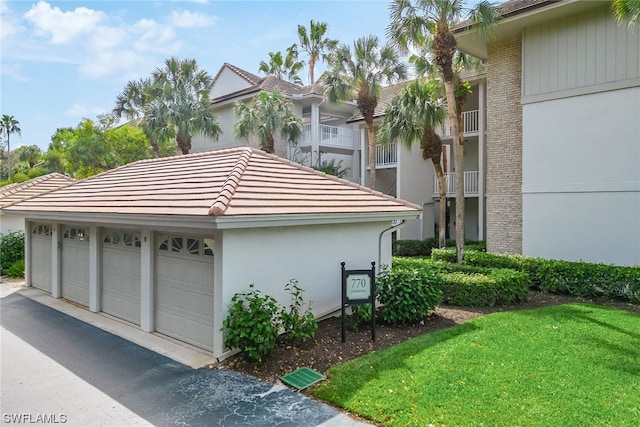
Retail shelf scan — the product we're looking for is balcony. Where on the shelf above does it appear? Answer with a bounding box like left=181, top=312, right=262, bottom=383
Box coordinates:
left=439, top=110, right=479, bottom=137
left=300, top=124, right=356, bottom=149
left=375, top=142, right=397, bottom=167
left=432, top=171, right=480, bottom=198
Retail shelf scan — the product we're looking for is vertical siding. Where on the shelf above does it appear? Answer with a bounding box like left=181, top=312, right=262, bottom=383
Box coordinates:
left=523, top=5, right=640, bottom=100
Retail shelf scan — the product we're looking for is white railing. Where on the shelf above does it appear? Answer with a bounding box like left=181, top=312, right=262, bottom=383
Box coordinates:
left=439, top=109, right=480, bottom=137
left=300, top=124, right=355, bottom=148
left=375, top=142, right=397, bottom=166
left=432, top=171, right=479, bottom=197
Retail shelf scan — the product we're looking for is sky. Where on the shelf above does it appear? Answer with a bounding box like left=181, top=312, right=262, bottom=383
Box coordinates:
left=1, top=0, right=395, bottom=151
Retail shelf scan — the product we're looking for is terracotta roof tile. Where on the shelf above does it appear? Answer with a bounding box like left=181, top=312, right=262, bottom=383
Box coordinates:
left=0, top=173, right=75, bottom=208
left=6, top=148, right=421, bottom=218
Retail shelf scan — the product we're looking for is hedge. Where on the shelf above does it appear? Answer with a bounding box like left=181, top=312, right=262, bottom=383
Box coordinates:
left=393, top=238, right=485, bottom=257
left=431, top=248, right=640, bottom=303
left=391, top=257, right=529, bottom=307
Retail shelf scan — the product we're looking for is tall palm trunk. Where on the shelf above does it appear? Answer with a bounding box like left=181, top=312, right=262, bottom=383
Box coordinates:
left=309, top=57, right=316, bottom=85
left=432, top=159, right=447, bottom=248
left=434, top=22, right=464, bottom=262
left=6, top=135, right=11, bottom=181
left=365, top=118, right=377, bottom=189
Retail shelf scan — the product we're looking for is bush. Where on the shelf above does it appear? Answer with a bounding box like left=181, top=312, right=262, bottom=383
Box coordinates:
left=350, top=304, right=372, bottom=332
left=431, top=248, right=640, bottom=303
left=280, top=279, right=317, bottom=344
left=5, top=259, right=25, bottom=278
left=376, top=265, right=442, bottom=325
left=440, top=269, right=530, bottom=307
left=394, top=239, right=484, bottom=257
left=393, top=257, right=529, bottom=307
left=0, top=231, right=25, bottom=274
left=223, top=284, right=281, bottom=362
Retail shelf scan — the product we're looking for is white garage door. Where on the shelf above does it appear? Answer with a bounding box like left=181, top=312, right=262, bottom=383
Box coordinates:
left=61, top=226, right=90, bottom=306
left=30, top=224, right=52, bottom=293
left=155, top=235, right=215, bottom=351
left=101, top=230, right=141, bottom=325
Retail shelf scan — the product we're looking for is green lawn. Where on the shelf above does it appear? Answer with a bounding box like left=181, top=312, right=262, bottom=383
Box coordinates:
left=311, top=304, right=640, bottom=426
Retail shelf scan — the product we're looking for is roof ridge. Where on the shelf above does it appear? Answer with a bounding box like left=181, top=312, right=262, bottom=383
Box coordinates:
left=256, top=151, right=422, bottom=211
left=208, top=147, right=253, bottom=215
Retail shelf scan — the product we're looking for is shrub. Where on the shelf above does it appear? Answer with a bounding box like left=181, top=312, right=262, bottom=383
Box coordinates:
left=440, top=269, right=530, bottom=307
left=376, top=265, right=442, bottom=325
left=280, top=279, right=317, bottom=344
left=5, top=259, right=25, bottom=278
left=223, top=284, right=281, bottom=362
left=431, top=248, right=640, bottom=303
left=394, top=239, right=484, bottom=257
left=350, top=304, right=372, bottom=332
left=0, top=231, right=25, bottom=274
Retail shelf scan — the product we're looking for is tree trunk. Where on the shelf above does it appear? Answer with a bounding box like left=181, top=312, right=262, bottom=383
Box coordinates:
left=432, top=159, right=447, bottom=248
left=150, top=138, right=161, bottom=158
left=443, top=79, right=464, bottom=262
left=365, top=119, right=376, bottom=190
left=309, top=57, right=316, bottom=85
left=7, top=135, right=11, bottom=181
left=265, top=135, right=275, bottom=154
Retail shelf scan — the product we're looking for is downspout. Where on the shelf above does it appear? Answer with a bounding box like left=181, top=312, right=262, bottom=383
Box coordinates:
left=378, top=219, right=406, bottom=272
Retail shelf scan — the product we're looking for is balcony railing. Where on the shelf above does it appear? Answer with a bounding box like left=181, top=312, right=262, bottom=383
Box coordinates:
left=375, top=142, right=397, bottom=166
left=439, top=110, right=479, bottom=137
left=301, top=124, right=356, bottom=148
left=433, top=171, right=479, bottom=197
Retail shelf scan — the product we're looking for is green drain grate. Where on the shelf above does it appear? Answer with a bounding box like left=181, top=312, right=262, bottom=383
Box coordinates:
left=280, top=367, right=325, bottom=390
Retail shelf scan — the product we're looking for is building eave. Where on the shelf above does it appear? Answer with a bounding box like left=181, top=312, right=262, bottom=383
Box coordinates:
left=455, top=0, right=601, bottom=59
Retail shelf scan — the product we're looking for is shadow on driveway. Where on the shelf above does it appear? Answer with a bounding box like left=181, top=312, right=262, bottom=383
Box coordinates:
left=1, top=292, right=346, bottom=426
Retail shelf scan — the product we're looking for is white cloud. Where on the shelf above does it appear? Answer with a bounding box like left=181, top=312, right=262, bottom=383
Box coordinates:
left=64, top=102, right=104, bottom=117
left=24, top=1, right=106, bottom=44
left=0, top=0, right=24, bottom=41
left=0, top=63, right=29, bottom=82
left=169, top=10, right=217, bottom=28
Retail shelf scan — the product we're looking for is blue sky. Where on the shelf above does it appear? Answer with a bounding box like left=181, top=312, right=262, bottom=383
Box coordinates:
left=1, top=0, right=396, bottom=151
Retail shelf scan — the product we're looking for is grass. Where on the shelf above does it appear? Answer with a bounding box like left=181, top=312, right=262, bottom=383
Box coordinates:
left=311, top=304, right=640, bottom=426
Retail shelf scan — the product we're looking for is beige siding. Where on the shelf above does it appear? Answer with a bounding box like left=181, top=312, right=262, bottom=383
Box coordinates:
left=486, top=35, right=523, bottom=255
left=523, top=5, right=640, bottom=103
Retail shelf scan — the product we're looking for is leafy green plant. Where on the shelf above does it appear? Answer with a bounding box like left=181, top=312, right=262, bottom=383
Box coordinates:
left=222, top=284, right=281, bottom=362
left=376, top=265, right=442, bottom=325
left=350, top=304, right=372, bottom=332
left=5, top=259, right=25, bottom=278
left=0, top=231, right=25, bottom=274
left=439, top=269, right=530, bottom=306
left=280, top=279, right=318, bottom=344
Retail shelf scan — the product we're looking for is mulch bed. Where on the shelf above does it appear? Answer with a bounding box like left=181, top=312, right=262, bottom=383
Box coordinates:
left=221, top=290, right=639, bottom=383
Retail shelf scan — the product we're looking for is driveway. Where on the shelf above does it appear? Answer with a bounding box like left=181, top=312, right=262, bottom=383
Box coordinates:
left=0, top=284, right=366, bottom=426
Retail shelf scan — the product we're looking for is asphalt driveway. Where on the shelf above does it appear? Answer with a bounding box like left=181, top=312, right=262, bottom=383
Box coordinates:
left=0, top=287, right=365, bottom=426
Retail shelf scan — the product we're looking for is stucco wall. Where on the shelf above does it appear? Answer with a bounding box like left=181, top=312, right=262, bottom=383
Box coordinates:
left=486, top=35, right=523, bottom=254
left=522, top=86, right=640, bottom=266
left=1, top=213, right=24, bottom=235
left=215, top=221, right=395, bottom=356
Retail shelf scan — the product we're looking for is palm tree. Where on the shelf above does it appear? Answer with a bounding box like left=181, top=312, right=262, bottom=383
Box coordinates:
left=297, top=20, right=339, bottom=85
left=17, top=145, right=43, bottom=168
left=0, top=115, right=21, bottom=181
left=258, top=44, right=304, bottom=85
left=233, top=91, right=303, bottom=154
left=143, top=57, right=221, bottom=155
left=388, top=0, right=498, bottom=262
left=113, top=77, right=162, bottom=157
left=378, top=79, right=448, bottom=247
left=323, top=35, right=406, bottom=189
left=612, top=0, right=640, bottom=26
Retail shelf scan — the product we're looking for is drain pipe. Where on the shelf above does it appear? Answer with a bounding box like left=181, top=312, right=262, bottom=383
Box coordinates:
left=378, top=220, right=406, bottom=272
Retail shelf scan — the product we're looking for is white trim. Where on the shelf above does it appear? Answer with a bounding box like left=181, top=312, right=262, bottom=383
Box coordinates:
left=522, top=78, right=640, bottom=105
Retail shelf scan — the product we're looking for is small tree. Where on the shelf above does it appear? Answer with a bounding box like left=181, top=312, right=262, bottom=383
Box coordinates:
left=234, top=91, right=303, bottom=154
left=297, top=20, right=338, bottom=85
left=259, top=44, right=304, bottom=85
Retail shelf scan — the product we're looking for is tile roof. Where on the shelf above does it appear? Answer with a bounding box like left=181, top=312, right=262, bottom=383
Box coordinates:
left=211, top=63, right=322, bottom=104
left=0, top=173, right=75, bottom=208
left=5, top=148, right=421, bottom=218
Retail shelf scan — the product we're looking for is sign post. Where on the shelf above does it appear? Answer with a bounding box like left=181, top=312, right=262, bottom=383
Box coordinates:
left=341, top=261, right=376, bottom=342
